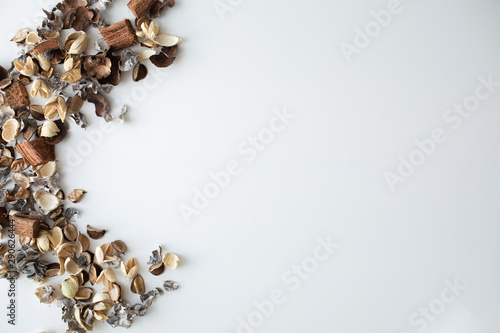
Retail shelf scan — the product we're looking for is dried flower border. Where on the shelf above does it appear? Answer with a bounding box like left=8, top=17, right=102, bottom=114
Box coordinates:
left=0, top=0, right=182, bottom=332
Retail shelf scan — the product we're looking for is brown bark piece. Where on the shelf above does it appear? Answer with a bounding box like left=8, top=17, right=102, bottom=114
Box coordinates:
left=5, top=81, right=30, bottom=110
left=33, top=40, right=61, bottom=54
left=128, top=0, right=156, bottom=18
left=13, top=214, right=41, bottom=238
left=15, top=138, right=55, bottom=167
left=99, top=20, right=139, bottom=51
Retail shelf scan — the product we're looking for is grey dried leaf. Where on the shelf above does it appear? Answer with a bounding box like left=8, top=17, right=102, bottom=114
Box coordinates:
left=147, top=246, right=162, bottom=265
left=34, top=285, right=56, bottom=304
left=119, top=49, right=138, bottom=72
left=163, top=280, right=179, bottom=292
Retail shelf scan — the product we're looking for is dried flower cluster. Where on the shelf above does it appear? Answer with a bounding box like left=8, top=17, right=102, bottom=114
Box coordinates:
left=0, top=0, right=183, bottom=332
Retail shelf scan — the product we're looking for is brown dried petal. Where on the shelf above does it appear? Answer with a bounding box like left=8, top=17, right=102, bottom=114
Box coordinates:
left=150, top=52, right=175, bottom=68
left=84, top=88, right=110, bottom=117
left=149, top=262, right=165, bottom=276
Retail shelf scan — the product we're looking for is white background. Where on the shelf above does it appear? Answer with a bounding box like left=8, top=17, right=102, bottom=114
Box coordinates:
left=1, top=0, right=500, bottom=332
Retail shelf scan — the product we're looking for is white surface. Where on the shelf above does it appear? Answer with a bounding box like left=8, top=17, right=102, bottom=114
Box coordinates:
left=1, top=0, right=500, bottom=332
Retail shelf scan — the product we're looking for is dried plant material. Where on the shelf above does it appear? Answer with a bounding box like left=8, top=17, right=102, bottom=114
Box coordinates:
left=150, top=0, right=175, bottom=18
left=70, top=94, right=84, bottom=112
left=11, top=28, right=30, bottom=43
left=5, top=81, right=30, bottom=110
left=99, top=20, right=139, bottom=50
left=163, top=280, right=179, bottom=292
left=127, top=0, right=156, bottom=18
left=87, top=225, right=106, bottom=239
left=154, top=34, right=182, bottom=47
left=13, top=214, right=42, bottom=238
left=2, top=118, right=20, bottom=142
left=45, top=120, right=68, bottom=145
left=35, top=285, right=56, bottom=304
left=44, top=96, right=67, bottom=122
left=109, top=283, right=121, bottom=302
left=83, top=54, right=112, bottom=79
left=149, top=262, right=165, bottom=276
left=95, top=243, right=118, bottom=264
left=13, top=172, right=31, bottom=189
left=11, top=159, right=30, bottom=172
left=68, top=189, right=86, bottom=203
left=30, top=78, right=50, bottom=99
left=34, top=39, right=61, bottom=54
left=30, top=105, right=45, bottom=121
left=16, top=138, right=56, bottom=166
left=34, top=189, right=61, bottom=211
left=89, top=263, right=103, bottom=285
left=78, top=233, right=90, bottom=253
left=131, top=274, right=145, bottom=294
left=57, top=243, right=79, bottom=259
left=36, top=161, right=57, bottom=179
left=64, top=257, right=83, bottom=275
left=137, top=48, right=158, bottom=61
left=84, top=88, right=110, bottom=117
left=61, top=276, right=79, bottom=298
left=132, top=63, right=148, bottom=81
left=163, top=253, right=179, bottom=270
left=61, top=68, right=82, bottom=84
left=75, top=287, right=93, bottom=302
left=14, top=57, right=39, bottom=76
left=40, top=121, right=60, bottom=138
left=63, top=223, right=78, bottom=241
left=34, top=52, right=52, bottom=72
left=66, top=31, right=88, bottom=54
left=26, top=31, right=40, bottom=44
left=111, top=240, right=127, bottom=254
left=50, top=226, right=64, bottom=250
left=37, top=231, right=53, bottom=253
left=120, top=258, right=138, bottom=280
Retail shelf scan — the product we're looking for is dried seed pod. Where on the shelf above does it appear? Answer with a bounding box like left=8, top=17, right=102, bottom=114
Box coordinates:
left=50, top=226, right=64, bottom=249
left=63, top=223, right=78, bottom=241
left=131, top=274, right=145, bottom=294
left=57, top=243, right=78, bottom=259
left=61, top=68, right=82, bottom=84
left=54, top=217, right=68, bottom=228
left=30, top=78, right=50, bottom=99
left=11, top=28, right=29, bottom=43
left=26, top=31, right=39, bottom=44
left=163, top=253, right=180, bottom=270
left=109, top=283, right=121, bottom=302
left=95, top=243, right=117, bottom=264
left=66, top=31, right=88, bottom=54
left=36, top=161, right=57, bottom=179
left=74, top=307, right=94, bottom=331
left=149, top=261, right=165, bottom=276
left=40, top=121, right=60, bottom=138
left=13, top=172, right=30, bottom=189
left=153, top=34, right=182, bottom=47
left=61, top=276, right=79, bottom=298
left=2, top=118, right=20, bottom=142
left=87, top=225, right=106, bottom=239
left=14, top=57, right=39, bottom=76
left=78, top=233, right=90, bottom=252
left=37, top=230, right=53, bottom=253
left=64, top=257, right=83, bottom=275
left=79, top=252, right=93, bottom=267
left=34, top=189, right=61, bottom=211
left=68, top=189, right=86, bottom=203
left=132, top=63, right=148, bottom=81
left=138, top=48, right=158, bottom=60
left=30, top=105, right=45, bottom=121
left=44, top=96, right=67, bottom=122
left=89, top=263, right=103, bottom=285
left=44, top=262, right=61, bottom=278
left=120, top=258, right=139, bottom=280
left=111, top=240, right=127, bottom=254
left=93, top=290, right=111, bottom=304
left=75, top=287, right=94, bottom=302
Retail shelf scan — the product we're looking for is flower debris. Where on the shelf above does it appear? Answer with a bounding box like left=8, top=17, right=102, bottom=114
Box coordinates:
left=0, top=0, right=183, bottom=332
